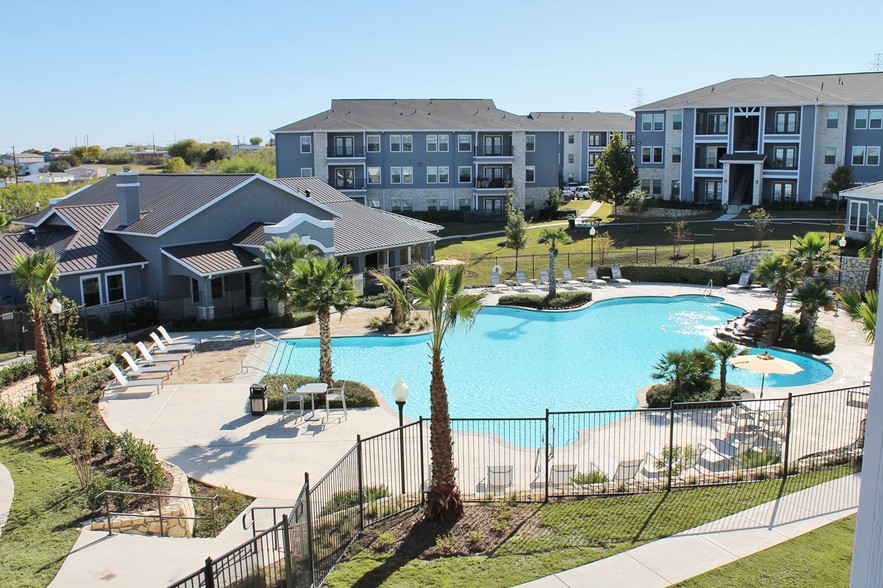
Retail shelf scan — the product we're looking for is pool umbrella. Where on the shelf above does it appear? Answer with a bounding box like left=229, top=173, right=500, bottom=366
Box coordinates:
left=730, top=352, right=802, bottom=399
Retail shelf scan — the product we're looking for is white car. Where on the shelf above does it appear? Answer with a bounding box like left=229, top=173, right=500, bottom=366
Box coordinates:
left=574, top=185, right=590, bottom=199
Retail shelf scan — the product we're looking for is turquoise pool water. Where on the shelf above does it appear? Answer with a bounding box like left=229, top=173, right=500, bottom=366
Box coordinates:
left=270, top=295, right=833, bottom=421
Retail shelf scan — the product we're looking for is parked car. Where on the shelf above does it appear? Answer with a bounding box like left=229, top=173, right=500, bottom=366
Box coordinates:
left=574, top=185, right=590, bottom=199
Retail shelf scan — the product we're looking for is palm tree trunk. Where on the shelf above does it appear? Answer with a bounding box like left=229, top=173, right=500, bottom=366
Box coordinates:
left=867, top=252, right=879, bottom=292
left=32, top=306, right=56, bottom=413
left=719, top=364, right=727, bottom=399
left=318, top=312, right=333, bottom=385
left=549, top=248, right=558, bottom=297
left=424, top=353, right=462, bottom=522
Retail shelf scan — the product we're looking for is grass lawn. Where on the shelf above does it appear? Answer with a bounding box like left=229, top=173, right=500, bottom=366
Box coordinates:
left=99, top=163, right=163, bottom=174
left=326, top=466, right=854, bottom=588
left=674, top=515, right=855, bottom=587
left=0, top=434, right=90, bottom=588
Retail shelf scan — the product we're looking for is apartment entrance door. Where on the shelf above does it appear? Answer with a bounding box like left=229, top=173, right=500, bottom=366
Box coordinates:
left=335, top=168, right=355, bottom=189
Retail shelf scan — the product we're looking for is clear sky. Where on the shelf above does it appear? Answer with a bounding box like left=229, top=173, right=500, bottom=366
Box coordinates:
left=3, top=0, right=881, bottom=151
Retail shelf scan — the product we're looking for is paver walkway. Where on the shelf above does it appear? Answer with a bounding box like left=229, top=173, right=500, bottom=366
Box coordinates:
left=517, top=473, right=860, bottom=587
left=0, top=463, right=12, bottom=537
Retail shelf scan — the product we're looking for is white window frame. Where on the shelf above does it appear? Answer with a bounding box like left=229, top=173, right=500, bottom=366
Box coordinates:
left=401, top=199, right=413, bottom=212
left=775, top=111, right=798, bottom=133
left=438, top=135, right=449, bottom=152
left=458, top=134, right=472, bottom=152
left=104, top=271, right=126, bottom=303
left=366, top=134, right=381, bottom=152
left=868, top=146, right=881, bottom=166
left=402, top=166, right=413, bottom=184
left=526, top=135, right=536, bottom=152
left=855, top=110, right=869, bottom=130
left=849, top=200, right=869, bottom=232
left=438, top=166, right=449, bottom=183
left=426, top=198, right=438, bottom=212
left=525, top=166, right=535, bottom=183
left=671, top=147, right=681, bottom=163
left=300, top=167, right=312, bottom=177
left=589, top=152, right=600, bottom=166
left=567, top=134, right=574, bottom=144
left=824, top=147, right=836, bottom=165
left=390, top=166, right=402, bottom=184
left=827, top=111, right=839, bottom=129
left=402, top=135, right=413, bottom=152
left=426, top=135, right=438, bottom=152
left=458, top=198, right=471, bottom=211
left=671, top=180, right=681, bottom=197
left=653, top=113, right=664, bottom=131
left=642, top=114, right=652, bottom=132
left=589, top=133, right=602, bottom=146
left=300, top=136, right=311, bottom=153
left=80, top=274, right=102, bottom=307
left=772, top=181, right=795, bottom=202
left=773, top=146, right=797, bottom=169
left=390, top=135, right=402, bottom=152
left=568, top=153, right=574, bottom=163
left=871, top=110, right=883, bottom=130
left=651, top=179, right=662, bottom=195
left=458, top=166, right=472, bottom=183
left=641, top=146, right=652, bottom=163
left=852, top=146, right=866, bottom=166
left=426, top=166, right=438, bottom=184
left=367, top=166, right=381, bottom=184
left=672, top=113, right=683, bottom=130
left=652, top=146, right=663, bottom=163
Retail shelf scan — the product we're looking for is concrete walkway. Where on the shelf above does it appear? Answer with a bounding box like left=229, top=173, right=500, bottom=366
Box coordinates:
left=0, top=463, right=12, bottom=538
left=518, top=473, right=860, bottom=587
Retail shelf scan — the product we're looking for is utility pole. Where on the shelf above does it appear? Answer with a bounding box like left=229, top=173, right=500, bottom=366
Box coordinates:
left=11, top=145, right=18, bottom=185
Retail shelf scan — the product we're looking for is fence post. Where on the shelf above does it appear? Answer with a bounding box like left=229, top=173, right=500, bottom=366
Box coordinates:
left=419, top=417, right=426, bottom=505
left=635, top=248, right=639, bottom=264
left=105, top=494, right=112, bottom=535
left=782, top=393, right=794, bottom=480
left=356, top=434, right=365, bottom=531
left=667, top=404, right=675, bottom=492
left=544, top=409, right=550, bottom=503
left=204, top=557, right=215, bottom=588
left=303, top=472, right=316, bottom=588
left=281, top=514, right=294, bottom=588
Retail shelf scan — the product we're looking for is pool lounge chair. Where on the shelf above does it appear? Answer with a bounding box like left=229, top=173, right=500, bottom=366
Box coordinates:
left=538, top=269, right=551, bottom=290
left=486, top=465, right=514, bottom=492
left=157, top=326, right=200, bottom=347
left=561, top=269, right=581, bottom=289
left=121, top=351, right=173, bottom=378
left=150, top=332, right=196, bottom=355
left=107, top=364, right=163, bottom=395
left=584, top=267, right=607, bottom=287
left=727, top=272, right=751, bottom=291
left=548, top=464, right=576, bottom=487
left=610, top=266, right=631, bottom=287
left=514, top=270, right=532, bottom=291
left=611, top=458, right=642, bottom=484
left=136, top=342, right=186, bottom=367
left=489, top=271, right=511, bottom=293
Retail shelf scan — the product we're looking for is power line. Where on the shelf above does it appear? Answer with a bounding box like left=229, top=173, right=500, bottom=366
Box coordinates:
left=869, top=53, right=883, bottom=72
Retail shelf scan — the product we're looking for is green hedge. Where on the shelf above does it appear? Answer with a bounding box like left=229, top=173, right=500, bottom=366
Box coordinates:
left=645, top=380, right=746, bottom=408
left=176, top=310, right=314, bottom=332
left=603, top=264, right=729, bottom=285
left=498, top=290, right=592, bottom=310
left=260, top=374, right=379, bottom=411
left=776, top=315, right=836, bottom=355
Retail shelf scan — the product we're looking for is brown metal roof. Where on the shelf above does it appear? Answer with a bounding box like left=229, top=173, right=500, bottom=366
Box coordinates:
left=163, top=241, right=260, bottom=276
left=231, top=222, right=268, bottom=246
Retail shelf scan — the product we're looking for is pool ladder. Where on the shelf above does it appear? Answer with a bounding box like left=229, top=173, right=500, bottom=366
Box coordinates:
left=702, top=279, right=714, bottom=297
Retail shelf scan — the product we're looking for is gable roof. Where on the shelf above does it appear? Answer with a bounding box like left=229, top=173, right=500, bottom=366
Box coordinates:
left=527, top=112, right=635, bottom=131
left=841, top=181, right=883, bottom=199
left=162, top=241, right=260, bottom=277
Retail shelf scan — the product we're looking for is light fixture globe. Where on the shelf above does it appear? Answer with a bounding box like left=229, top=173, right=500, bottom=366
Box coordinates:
left=839, top=235, right=847, bottom=248
left=392, top=377, right=410, bottom=403
left=589, top=226, right=596, bottom=237
left=50, top=298, right=62, bottom=315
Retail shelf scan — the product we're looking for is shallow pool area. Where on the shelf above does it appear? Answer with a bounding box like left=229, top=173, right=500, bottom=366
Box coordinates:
left=269, top=295, right=833, bottom=421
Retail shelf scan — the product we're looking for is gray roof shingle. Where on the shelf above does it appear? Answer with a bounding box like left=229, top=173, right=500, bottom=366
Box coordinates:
left=527, top=112, right=635, bottom=131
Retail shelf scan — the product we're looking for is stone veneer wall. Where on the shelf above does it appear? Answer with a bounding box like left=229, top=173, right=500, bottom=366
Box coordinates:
left=0, top=355, right=105, bottom=407
left=643, top=207, right=708, bottom=218
left=709, top=251, right=870, bottom=290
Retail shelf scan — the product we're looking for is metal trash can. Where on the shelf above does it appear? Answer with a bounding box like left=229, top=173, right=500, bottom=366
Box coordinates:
left=568, top=217, right=576, bottom=229
left=249, top=383, right=268, bottom=416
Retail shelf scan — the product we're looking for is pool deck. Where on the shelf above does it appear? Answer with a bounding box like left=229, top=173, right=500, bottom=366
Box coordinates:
left=47, top=282, right=873, bottom=587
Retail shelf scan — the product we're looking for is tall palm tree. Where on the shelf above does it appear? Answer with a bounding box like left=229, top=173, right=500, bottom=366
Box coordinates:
left=538, top=227, right=573, bottom=297
left=705, top=340, right=749, bottom=399
left=793, top=277, right=835, bottom=338
left=255, top=236, right=313, bottom=316
left=754, top=253, right=801, bottom=339
left=859, top=224, right=883, bottom=292
left=370, top=270, right=411, bottom=326
left=288, top=256, right=356, bottom=385
left=838, top=290, right=877, bottom=342
left=788, top=232, right=837, bottom=278
left=11, top=249, right=60, bottom=413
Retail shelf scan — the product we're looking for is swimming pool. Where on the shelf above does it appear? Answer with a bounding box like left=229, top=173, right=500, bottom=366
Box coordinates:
left=269, top=295, right=833, bottom=421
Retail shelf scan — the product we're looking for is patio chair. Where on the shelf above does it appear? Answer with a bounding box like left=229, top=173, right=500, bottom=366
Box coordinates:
left=641, top=452, right=665, bottom=479
left=548, top=464, right=576, bottom=487
left=136, top=342, right=185, bottom=367
left=107, top=364, right=163, bottom=395
left=759, top=410, right=787, bottom=437
left=325, top=382, right=347, bottom=418
left=514, top=270, right=532, bottom=291
left=610, top=266, right=631, bottom=287
left=157, top=326, right=200, bottom=347
left=121, top=351, right=173, bottom=378
left=486, top=465, right=514, bottom=492
left=584, top=267, right=607, bottom=288
left=726, top=272, right=751, bottom=291
left=561, top=269, right=581, bottom=289
left=538, top=269, right=551, bottom=289
left=282, top=384, right=304, bottom=417
left=611, top=458, right=642, bottom=484
left=150, top=332, right=196, bottom=355
left=489, top=271, right=511, bottom=293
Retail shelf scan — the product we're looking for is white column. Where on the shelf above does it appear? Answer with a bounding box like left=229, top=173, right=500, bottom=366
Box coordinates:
left=753, top=162, right=762, bottom=206
left=721, top=162, right=730, bottom=207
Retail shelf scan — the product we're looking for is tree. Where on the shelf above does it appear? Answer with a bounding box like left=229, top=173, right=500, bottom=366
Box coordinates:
left=838, top=290, right=877, bottom=342
left=168, top=139, right=207, bottom=166
left=594, top=231, right=615, bottom=265
left=544, top=188, right=563, bottom=220
left=793, top=277, right=835, bottom=338
left=705, top=340, right=749, bottom=399
left=504, top=207, right=528, bottom=272
left=49, top=159, right=71, bottom=172
left=249, top=136, right=264, bottom=145
left=255, top=236, right=313, bottom=316
left=162, top=157, right=192, bottom=174
left=666, top=219, right=692, bottom=260
left=754, top=253, right=802, bottom=338
left=538, top=227, right=572, bottom=297
left=288, top=256, right=357, bottom=386
left=370, top=271, right=411, bottom=327
left=588, top=132, right=638, bottom=215
left=824, top=165, right=854, bottom=197
left=750, top=207, right=773, bottom=248
left=624, top=189, right=651, bottom=231
left=859, top=222, right=883, bottom=292
left=789, top=232, right=837, bottom=278
left=201, top=142, right=233, bottom=164
left=651, top=349, right=714, bottom=401
left=11, top=250, right=60, bottom=413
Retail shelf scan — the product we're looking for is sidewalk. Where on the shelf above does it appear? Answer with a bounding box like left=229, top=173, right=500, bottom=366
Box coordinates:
left=517, top=473, right=860, bottom=587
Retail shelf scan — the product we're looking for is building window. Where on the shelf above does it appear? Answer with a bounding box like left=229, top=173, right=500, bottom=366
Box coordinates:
left=105, top=272, right=125, bottom=303
left=827, top=111, right=839, bottom=129
left=458, top=135, right=472, bottom=152
left=568, top=153, right=574, bottom=163
left=855, top=110, right=869, bottom=130
left=589, top=133, right=603, bottom=146
left=368, top=199, right=381, bottom=209
left=211, top=277, right=223, bottom=300
left=626, top=133, right=635, bottom=146
left=706, top=180, right=722, bottom=200
left=427, top=166, right=438, bottom=183
left=190, top=278, right=200, bottom=303
left=438, top=135, right=449, bottom=152
left=589, top=152, right=600, bottom=166
left=671, top=147, right=681, bottom=163
left=652, top=147, right=663, bottom=163
left=438, top=199, right=449, bottom=211
left=458, top=198, right=471, bottom=211
left=300, top=136, right=311, bottom=153
left=671, top=180, right=680, bottom=197
left=526, top=135, right=536, bottom=151
left=653, top=114, right=664, bottom=131
left=773, top=146, right=797, bottom=169
left=81, top=275, right=101, bottom=307
left=401, top=200, right=413, bottom=212
left=775, top=111, right=798, bottom=133
left=852, top=146, right=866, bottom=166
left=402, top=135, right=413, bottom=152
left=869, top=146, right=881, bottom=166
left=849, top=200, right=869, bottom=231
left=672, top=113, right=683, bottom=130
left=484, top=135, right=503, bottom=155
left=640, top=179, right=650, bottom=193
left=300, top=167, right=312, bottom=177
left=390, top=135, right=402, bottom=152
left=427, top=198, right=438, bottom=212
left=402, top=166, right=413, bottom=184
left=426, top=135, right=438, bottom=152
left=458, top=166, right=471, bottom=183
left=641, top=114, right=652, bottom=132
left=707, top=113, right=728, bottom=134
left=772, top=182, right=795, bottom=202
left=641, top=147, right=652, bottom=163
left=567, top=134, right=574, bottom=144
left=390, top=166, right=401, bottom=183
left=824, top=147, right=836, bottom=165
left=525, top=166, right=535, bottom=183
left=438, top=166, right=449, bottom=183
left=391, top=199, right=402, bottom=212
left=367, top=135, right=380, bottom=152
left=871, top=110, right=883, bottom=129
left=705, top=146, right=720, bottom=168
left=367, top=166, right=381, bottom=184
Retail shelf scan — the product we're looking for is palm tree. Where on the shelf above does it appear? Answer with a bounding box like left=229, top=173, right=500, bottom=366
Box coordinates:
left=838, top=290, right=877, bottom=342
left=370, top=270, right=411, bottom=327
left=859, top=224, right=883, bottom=292
left=705, top=340, right=749, bottom=399
left=754, top=253, right=801, bottom=316
left=788, top=232, right=837, bottom=278
left=288, top=256, right=356, bottom=385
left=11, top=250, right=60, bottom=413
left=793, top=277, right=835, bottom=338
left=255, top=236, right=313, bottom=316
left=651, top=349, right=713, bottom=401
left=538, top=227, right=573, bottom=297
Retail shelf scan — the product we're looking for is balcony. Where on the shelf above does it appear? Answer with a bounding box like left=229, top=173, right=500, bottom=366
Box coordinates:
left=473, top=145, right=514, bottom=160
left=326, top=146, right=366, bottom=159
left=328, top=179, right=366, bottom=191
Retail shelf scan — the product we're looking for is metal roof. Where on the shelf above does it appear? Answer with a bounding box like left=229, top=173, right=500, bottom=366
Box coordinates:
left=841, top=180, right=883, bottom=199
left=162, top=241, right=259, bottom=277
left=527, top=112, right=635, bottom=131
left=230, top=222, right=267, bottom=246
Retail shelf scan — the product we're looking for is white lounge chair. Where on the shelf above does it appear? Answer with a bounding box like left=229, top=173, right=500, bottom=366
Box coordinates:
left=538, top=269, right=551, bottom=289
left=489, top=271, right=511, bottom=293
left=610, top=266, right=631, bottom=287
left=282, top=384, right=304, bottom=417
left=486, top=465, right=514, bottom=492
left=122, top=351, right=173, bottom=378
left=150, top=332, right=195, bottom=355
left=727, top=272, right=751, bottom=291
left=611, top=458, right=642, bottom=483
left=584, top=267, right=607, bottom=287
left=136, top=341, right=185, bottom=367
left=325, top=383, right=347, bottom=418
left=514, top=270, right=532, bottom=291
left=157, top=326, right=200, bottom=347
left=548, top=464, right=576, bottom=487
left=108, top=364, right=163, bottom=395
left=641, top=452, right=665, bottom=479
left=561, top=269, right=581, bottom=289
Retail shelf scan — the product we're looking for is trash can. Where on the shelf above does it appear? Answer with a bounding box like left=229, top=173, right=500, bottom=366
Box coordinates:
left=249, top=383, right=268, bottom=416
left=568, top=217, right=576, bottom=229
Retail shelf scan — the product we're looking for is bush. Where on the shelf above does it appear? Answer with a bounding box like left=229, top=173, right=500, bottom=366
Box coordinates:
left=645, top=380, right=745, bottom=408
left=357, top=293, right=390, bottom=309
left=175, top=310, right=314, bottom=332
left=498, top=290, right=591, bottom=310
left=260, top=374, right=378, bottom=410
left=118, top=430, right=165, bottom=492
left=86, top=474, right=132, bottom=512
left=605, top=265, right=729, bottom=285
left=0, top=360, right=36, bottom=387
left=776, top=315, right=836, bottom=355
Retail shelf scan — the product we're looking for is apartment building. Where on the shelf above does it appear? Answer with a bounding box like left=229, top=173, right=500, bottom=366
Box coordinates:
left=634, top=72, right=883, bottom=210
left=273, top=99, right=633, bottom=216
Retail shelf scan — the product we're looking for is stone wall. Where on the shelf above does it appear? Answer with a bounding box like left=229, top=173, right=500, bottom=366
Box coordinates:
left=709, top=251, right=870, bottom=290
left=643, top=207, right=708, bottom=218
left=0, top=354, right=105, bottom=407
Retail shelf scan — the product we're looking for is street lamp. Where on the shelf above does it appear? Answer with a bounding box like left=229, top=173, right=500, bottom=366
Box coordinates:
left=589, top=225, right=597, bottom=268
left=392, top=377, right=410, bottom=494
left=49, top=298, right=67, bottom=393
left=838, top=235, right=847, bottom=287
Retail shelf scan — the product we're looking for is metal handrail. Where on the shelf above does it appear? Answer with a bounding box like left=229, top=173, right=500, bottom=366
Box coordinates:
left=253, top=327, right=284, bottom=347
left=702, top=279, right=714, bottom=297
left=242, top=504, right=295, bottom=536
left=96, top=490, right=220, bottom=537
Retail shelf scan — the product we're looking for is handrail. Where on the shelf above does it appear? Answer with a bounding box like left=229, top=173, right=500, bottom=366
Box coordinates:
left=95, top=490, right=220, bottom=537
left=702, top=279, right=714, bottom=297
left=242, top=504, right=295, bottom=536
left=253, top=327, right=284, bottom=347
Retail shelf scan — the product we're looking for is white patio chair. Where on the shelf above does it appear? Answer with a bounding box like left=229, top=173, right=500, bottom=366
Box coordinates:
left=726, top=272, right=751, bottom=291
left=548, top=464, right=576, bottom=487
left=107, top=364, right=163, bottom=395
left=282, top=384, right=304, bottom=417
left=486, top=465, right=514, bottom=492
left=489, top=271, right=511, bottom=293
left=561, top=268, right=581, bottom=289
left=584, top=267, right=607, bottom=287
left=136, top=341, right=185, bottom=367
left=514, top=270, right=532, bottom=292
left=610, top=266, right=631, bottom=287
left=538, top=269, right=551, bottom=290
left=150, top=332, right=195, bottom=355
left=325, top=382, right=347, bottom=418
left=157, top=326, right=200, bottom=347
left=122, top=351, right=173, bottom=378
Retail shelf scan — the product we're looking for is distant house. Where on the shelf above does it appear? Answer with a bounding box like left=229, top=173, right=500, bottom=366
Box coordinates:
left=842, top=180, right=883, bottom=239
left=67, top=165, right=109, bottom=180
left=1, top=152, right=48, bottom=176
left=18, top=172, right=75, bottom=184
left=135, top=150, right=169, bottom=164
left=0, top=173, right=440, bottom=318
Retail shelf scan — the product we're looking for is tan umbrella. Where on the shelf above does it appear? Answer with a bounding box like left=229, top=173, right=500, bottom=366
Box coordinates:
left=431, top=258, right=465, bottom=267
left=730, top=352, right=802, bottom=398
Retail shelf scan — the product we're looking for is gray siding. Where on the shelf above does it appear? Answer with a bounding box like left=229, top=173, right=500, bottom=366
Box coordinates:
left=276, top=133, right=315, bottom=178
left=846, top=105, right=883, bottom=184
left=798, top=105, right=817, bottom=201
left=680, top=109, right=696, bottom=202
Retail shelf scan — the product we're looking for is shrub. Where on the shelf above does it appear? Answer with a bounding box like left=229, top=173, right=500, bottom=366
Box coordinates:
left=498, top=290, right=591, bottom=310
left=776, top=314, right=836, bottom=355
left=739, top=448, right=782, bottom=468
left=573, top=470, right=607, bottom=484
left=357, top=293, right=390, bottom=309
left=260, top=374, right=378, bottom=410
left=604, top=265, right=729, bottom=285
left=86, top=475, right=132, bottom=512
left=118, top=430, right=165, bottom=492
left=0, top=360, right=37, bottom=387
left=646, top=380, right=745, bottom=408
left=176, top=311, right=314, bottom=332
left=320, top=485, right=390, bottom=516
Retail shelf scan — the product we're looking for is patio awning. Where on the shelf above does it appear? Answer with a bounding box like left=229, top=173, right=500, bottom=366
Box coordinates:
left=162, top=241, right=261, bottom=277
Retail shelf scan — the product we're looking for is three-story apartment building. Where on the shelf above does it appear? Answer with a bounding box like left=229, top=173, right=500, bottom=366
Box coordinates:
left=634, top=72, right=883, bottom=210
left=274, top=99, right=633, bottom=216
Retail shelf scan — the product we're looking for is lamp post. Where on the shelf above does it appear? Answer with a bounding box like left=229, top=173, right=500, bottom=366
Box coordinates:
left=838, top=235, right=847, bottom=287
left=589, top=225, right=596, bottom=267
left=392, top=377, right=410, bottom=495
left=49, top=298, right=67, bottom=393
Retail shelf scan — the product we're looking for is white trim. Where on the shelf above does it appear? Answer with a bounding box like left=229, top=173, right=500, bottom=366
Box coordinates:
left=855, top=109, right=869, bottom=130
left=402, top=166, right=413, bottom=184
left=390, top=134, right=402, bottom=152
left=300, top=167, right=312, bottom=177
left=402, top=135, right=413, bottom=152
left=458, top=134, right=472, bottom=152
left=525, top=165, right=536, bottom=183
left=104, top=271, right=127, bottom=303
left=366, top=134, right=381, bottom=153
left=79, top=274, right=103, bottom=306
left=266, top=211, right=334, bottom=234
left=60, top=261, right=147, bottom=277
left=526, top=135, right=536, bottom=152
left=300, top=136, right=312, bottom=153
left=115, top=182, right=141, bottom=188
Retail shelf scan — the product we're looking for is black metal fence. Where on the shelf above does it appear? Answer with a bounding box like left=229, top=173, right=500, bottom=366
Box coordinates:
left=168, top=384, right=867, bottom=588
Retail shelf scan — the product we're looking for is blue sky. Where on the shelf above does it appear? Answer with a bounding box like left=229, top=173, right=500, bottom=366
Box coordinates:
left=4, top=0, right=881, bottom=150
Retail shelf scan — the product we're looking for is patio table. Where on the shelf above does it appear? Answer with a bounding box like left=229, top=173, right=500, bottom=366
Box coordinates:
left=297, top=383, right=329, bottom=421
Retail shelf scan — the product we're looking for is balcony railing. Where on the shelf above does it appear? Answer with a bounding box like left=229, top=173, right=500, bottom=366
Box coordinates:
left=331, top=179, right=366, bottom=190
left=474, top=178, right=512, bottom=189
left=474, top=145, right=513, bottom=157
left=326, top=146, right=365, bottom=158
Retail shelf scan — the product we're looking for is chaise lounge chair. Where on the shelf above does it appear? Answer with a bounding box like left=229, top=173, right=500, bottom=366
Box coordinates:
left=548, top=463, right=577, bottom=487
left=107, top=364, right=163, bottom=395
left=538, top=269, right=551, bottom=290
left=157, top=326, right=200, bottom=347
left=486, top=465, right=514, bottom=492
left=561, top=269, right=581, bottom=289
left=610, top=266, right=631, bottom=287
left=514, top=270, right=533, bottom=292
left=489, top=271, right=511, bottom=293
left=727, top=272, right=751, bottom=291
left=584, top=267, right=607, bottom=288
left=136, top=342, right=186, bottom=367
left=121, top=351, right=173, bottom=379
left=150, top=332, right=196, bottom=355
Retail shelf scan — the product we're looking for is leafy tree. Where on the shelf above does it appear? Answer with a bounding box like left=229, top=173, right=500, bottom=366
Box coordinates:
left=859, top=221, right=883, bottom=291
left=594, top=231, right=615, bottom=265
left=11, top=250, right=60, bottom=413
left=70, top=145, right=102, bottom=162
left=705, top=340, right=749, bottom=399
left=624, top=189, right=651, bottom=231
left=789, top=232, right=837, bottom=278
left=208, top=154, right=275, bottom=177
left=651, top=349, right=714, bottom=401
left=288, top=256, right=356, bottom=386
left=588, top=132, right=638, bottom=215
left=48, top=159, right=71, bottom=172
left=666, top=219, right=692, bottom=259
left=750, top=207, right=773, bottom=248
left=162, top=157, right=192, bottom=174
left=838, top=290, right=877, bottom=342
left=793, top=277, right=835, bottom=338
left=538, top=227, right=572, bottom=297
left=504, top=207, right=528, bottom=272
left=249, top=136, right=264, bottom=145
left=201, top=142, right=233, bottom=164
left=0, top=165, right=15, bottom=179
left=544, top=188, right=563, bottom=220
left=255, top=237, right=313, bottom=316
left=168, top=139, right=207, bottom=165
left=370, top=271, right=411, bottom=326
left=100, top=148, right=135, bottom=164
left=824, top=165, right=854, bottom=196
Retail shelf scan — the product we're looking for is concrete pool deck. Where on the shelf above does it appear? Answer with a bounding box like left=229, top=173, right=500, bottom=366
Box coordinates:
left=48, top=282, right=873, bottom=586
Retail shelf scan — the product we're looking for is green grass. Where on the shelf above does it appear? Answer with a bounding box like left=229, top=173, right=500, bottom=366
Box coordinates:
left=188, top=480, right=253, bottom=538
left=674, top=515, right=855, bottom=587
left=0, top=435, right=90, bottom=588
left=326, top=465, right=854, bottom=588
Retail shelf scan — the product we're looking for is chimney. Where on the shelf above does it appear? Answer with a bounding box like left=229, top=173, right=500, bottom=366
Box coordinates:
left=116, top=172, right=141, bottom=227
